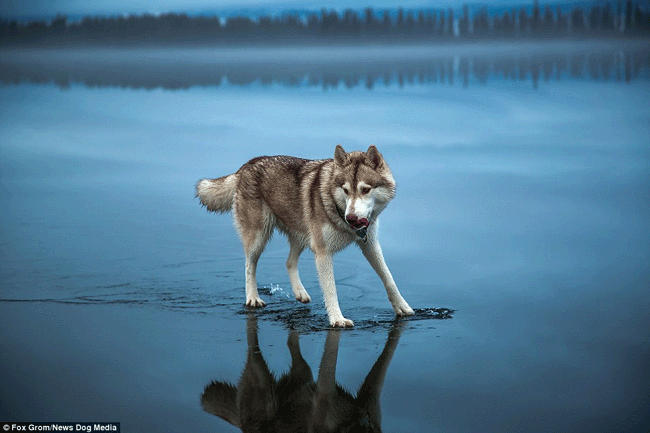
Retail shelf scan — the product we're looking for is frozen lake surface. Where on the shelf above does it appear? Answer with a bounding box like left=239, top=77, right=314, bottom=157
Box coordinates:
left=1, top=42, right=649, bottom=432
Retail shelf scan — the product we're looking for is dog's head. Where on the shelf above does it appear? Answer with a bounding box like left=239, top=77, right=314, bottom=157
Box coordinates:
left=332, top=145, right=396, bottom=232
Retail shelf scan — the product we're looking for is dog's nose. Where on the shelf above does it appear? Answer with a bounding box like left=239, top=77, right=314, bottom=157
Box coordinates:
left=346, top=214, right=369, bottom=228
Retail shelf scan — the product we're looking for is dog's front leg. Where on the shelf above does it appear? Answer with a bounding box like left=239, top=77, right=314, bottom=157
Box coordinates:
left=314, top=252, right=354, bottom=328
left=359, top=239, right=414, bottom=317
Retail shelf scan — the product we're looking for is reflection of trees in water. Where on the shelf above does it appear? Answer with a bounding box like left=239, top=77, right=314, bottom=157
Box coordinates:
left=0, top=48, right=648, bottom=90
left=461, top=50, right=648, bottom=89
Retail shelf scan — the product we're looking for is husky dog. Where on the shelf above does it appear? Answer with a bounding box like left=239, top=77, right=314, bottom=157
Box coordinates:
left=196, top=145, right=414, bottom=327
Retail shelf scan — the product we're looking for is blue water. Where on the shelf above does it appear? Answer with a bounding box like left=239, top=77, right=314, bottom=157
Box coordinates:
left=1, top=42, right=649, bottom=432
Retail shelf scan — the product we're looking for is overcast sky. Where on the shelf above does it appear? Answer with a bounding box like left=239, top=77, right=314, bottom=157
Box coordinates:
left=1, top=0, right=565, bottom=21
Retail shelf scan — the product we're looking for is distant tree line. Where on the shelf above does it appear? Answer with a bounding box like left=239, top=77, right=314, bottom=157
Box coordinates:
left=1, top=1, right=649, bottom=45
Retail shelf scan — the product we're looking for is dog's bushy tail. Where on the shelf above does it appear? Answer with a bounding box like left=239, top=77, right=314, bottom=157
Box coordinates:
left=196, top=174, right=237, bottom=213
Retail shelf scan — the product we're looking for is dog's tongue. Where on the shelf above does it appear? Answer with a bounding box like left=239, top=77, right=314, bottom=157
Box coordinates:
left=351, top=218, right=369, bottom=229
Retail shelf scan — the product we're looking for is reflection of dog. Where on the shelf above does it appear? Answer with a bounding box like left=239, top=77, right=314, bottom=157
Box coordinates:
left=196, top=145, right=414, bottom=327
left=202, top=314, right=403, bottom=432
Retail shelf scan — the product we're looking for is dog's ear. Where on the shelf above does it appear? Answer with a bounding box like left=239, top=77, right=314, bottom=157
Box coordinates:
left=366, top=145, right=383, bottom=168
left=334, top=144, right=349, bottom=166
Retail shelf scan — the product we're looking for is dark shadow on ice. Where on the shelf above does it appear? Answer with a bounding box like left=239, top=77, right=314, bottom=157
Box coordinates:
left=245, top=286, right=454, bottom=332
left=0, top=281, right=454, bottom=330
left=202, top=313, right=404, bottom=432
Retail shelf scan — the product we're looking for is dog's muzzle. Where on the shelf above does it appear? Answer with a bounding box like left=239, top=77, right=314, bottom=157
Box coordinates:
left=345, top=214, right=369, bottom=230
left=345, top=214, right=369, bottom=242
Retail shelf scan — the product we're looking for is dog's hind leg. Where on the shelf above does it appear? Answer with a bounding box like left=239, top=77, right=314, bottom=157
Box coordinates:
left=235, top=203, right=272, bottom=308
left=243, top=229, right=270, bottom=308
left=286, top=235, right=311, bottom=304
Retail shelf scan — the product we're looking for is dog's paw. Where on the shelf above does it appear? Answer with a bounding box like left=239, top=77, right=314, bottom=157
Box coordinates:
left=246, top=297, right=266, bottom=308
left=295, top=292, right=312, bottom=304
left=393, top=302, right=415, bottom=317
left=330, top=317, right=354, bottom=328
left=292, top=284, right=311, bottom=304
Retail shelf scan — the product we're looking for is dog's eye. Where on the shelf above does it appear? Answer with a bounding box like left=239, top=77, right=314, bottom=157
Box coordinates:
left=342, top=186, right=349, bottom=195
left=360, top=186, right=371, bottom=195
